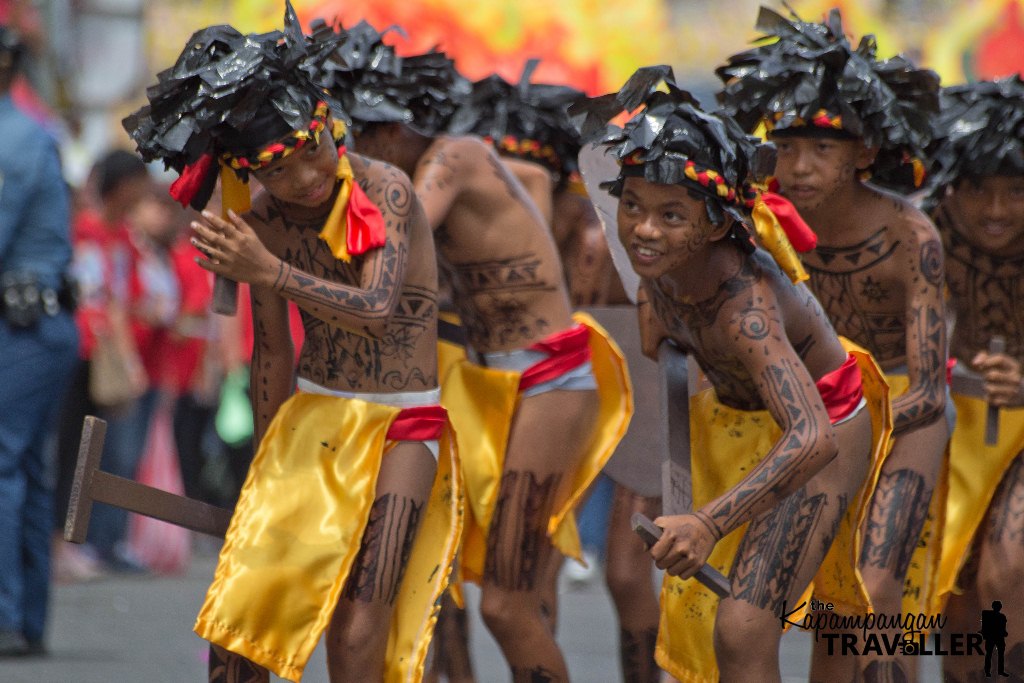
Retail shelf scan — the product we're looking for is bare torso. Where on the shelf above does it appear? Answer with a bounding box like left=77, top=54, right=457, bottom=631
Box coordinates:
left=416, top=135, right=573, bottom=352
left=937, top=203, right=1024, bottom=365
left=799, top=189, right=942, bottom=369
left=249, top=153, right=439, bottom=392
left=646, top=249, right=848, bottom=411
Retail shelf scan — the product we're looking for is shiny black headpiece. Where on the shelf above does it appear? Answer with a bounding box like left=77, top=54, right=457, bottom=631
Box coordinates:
left=312, top=19, right=470, bottom=136
left=447, top=60, right=585, bottom=182
left=122, top=1, right=344, bottom=209
left=570, top=64, right=766, bottom=232
left=926, top=75, right=1024, bottom=207
left=715, top=6, right=940, bottom=193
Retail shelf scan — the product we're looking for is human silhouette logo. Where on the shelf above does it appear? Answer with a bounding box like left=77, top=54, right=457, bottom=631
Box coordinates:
left=981, top=601, right=1010, bottom=678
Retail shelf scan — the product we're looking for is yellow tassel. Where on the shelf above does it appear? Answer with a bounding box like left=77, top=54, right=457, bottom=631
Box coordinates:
left=317, top=154, right=355, bottom=262
left=751, top=198, right=809, bottom=284
left=219, top=163, right=251, bottom=220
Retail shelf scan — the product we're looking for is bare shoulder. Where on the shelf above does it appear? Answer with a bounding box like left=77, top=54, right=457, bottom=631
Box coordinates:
left=348, top=152, right=417, bottom=218
left=870, top=186, right=940, bottom=243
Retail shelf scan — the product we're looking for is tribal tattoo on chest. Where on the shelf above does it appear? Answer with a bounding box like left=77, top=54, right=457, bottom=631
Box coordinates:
left=940, top=210, right=1024, bottom=361
left=803, top=227, right=905, bottom=361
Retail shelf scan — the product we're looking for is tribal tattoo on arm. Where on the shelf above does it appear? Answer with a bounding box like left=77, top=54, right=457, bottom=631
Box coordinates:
left=892, top=234, right=948, bottom=434
left=248, top=286, right=294, bottom=444
left=260, top=169, right=415, bottom=337
left=698, top=294, right=837, bottom=539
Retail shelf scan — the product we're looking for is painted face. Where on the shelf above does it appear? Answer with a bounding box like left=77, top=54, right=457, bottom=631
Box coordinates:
left=949, top=175, right=1024, bottom=256
left=252, top=131, right=339, bottom=208
left=770, top=134, right=872, bottom=213
left=617, top=176, right=718, bottom=279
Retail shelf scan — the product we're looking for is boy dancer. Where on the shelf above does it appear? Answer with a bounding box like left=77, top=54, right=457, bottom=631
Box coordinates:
left=449, top=64, right=658, bottom=682
left=316, top=23, right=632, bottom=681
left=572, top=65, right=890, bottom=683
left=123, top=6, right=461, bottom=681
left=926, top=76, right=1024, bottom=682
left=717, top=9, right=950, bottom=680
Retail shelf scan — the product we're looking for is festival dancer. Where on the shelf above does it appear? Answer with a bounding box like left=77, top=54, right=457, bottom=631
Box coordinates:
left=122, top=6, right=461, bottom=681
left=314, top=22, right=632, bottom=682
left=925, top=76, right=1024, bottom=682
left=717, top=9, right=950, bottom=680
left=447, top=63, right=659, bottom=682
left=571, top=65, right=891, bottom=683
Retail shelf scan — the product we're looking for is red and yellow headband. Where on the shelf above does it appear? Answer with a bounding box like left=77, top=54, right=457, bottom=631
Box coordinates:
left=762, top=108, right=844, bottom=132
left=222, top=101, right=331, bottom=172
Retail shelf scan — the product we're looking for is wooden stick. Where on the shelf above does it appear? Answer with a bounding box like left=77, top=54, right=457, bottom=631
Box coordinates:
left=986, top=336, right=1006, bottom=446
left=64, top=416, right=232, bottom=543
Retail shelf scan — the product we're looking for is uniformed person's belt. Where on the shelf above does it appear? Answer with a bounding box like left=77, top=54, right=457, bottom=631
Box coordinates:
left=1, top=272, right=77, bottom=328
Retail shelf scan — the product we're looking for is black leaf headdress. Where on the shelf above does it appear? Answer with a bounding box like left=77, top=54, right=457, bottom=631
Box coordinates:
left=447, top=59, right=585, bottom=183
left=925, top=75, right=1024, bottom=209
left=715, top=6, right=940, bottom=193
left=569, top=64, right=819, bottom=281
left=570, top=65, right=761, bottom=227
left=311, top=19, right=470, bottom=136
left=122, top=0, right=344, bottom=210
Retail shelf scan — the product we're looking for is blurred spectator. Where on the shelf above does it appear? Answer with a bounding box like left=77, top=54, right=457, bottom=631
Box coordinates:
left=0, top=24, right=78, bottom=657
left=52, top=150, right=153, bottom=578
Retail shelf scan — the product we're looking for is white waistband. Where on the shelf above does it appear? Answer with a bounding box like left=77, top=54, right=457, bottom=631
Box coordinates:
left=296, top=378, right=441, bottom=408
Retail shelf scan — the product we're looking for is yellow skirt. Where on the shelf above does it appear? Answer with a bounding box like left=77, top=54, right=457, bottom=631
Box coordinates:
left=937, top=395, right=1024, bottom=606
left=194, top=392, right=463, bottom=682
left=438, top=311, right=633, bottom=583
left=656, top=341, right=892, bottom=683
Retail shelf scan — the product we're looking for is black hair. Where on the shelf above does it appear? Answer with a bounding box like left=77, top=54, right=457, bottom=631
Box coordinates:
left=95, top=150, right=149, bottom=199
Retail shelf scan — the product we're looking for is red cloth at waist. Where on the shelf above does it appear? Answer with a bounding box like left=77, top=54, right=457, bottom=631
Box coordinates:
left=518, top=324, right=592, bottom=393
left=816, top=353, right=864, bottom=424
left=386, top=405, right=448, bottom=442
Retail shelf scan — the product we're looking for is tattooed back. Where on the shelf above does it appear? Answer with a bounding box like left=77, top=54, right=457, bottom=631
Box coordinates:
left=799, top=187, right=944, bottom=371
left=415, top=135, right=574, bottom=352
left=644, top=249, right=849, bottom=411
left=248, top=153, right=440, bottom=392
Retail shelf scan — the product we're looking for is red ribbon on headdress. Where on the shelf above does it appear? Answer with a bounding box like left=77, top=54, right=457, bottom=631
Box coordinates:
left=318, top=146, right=386, bottom=261
left=759, top=191, right=817, bottom=253
left=169, top=153, right=215, bottom=208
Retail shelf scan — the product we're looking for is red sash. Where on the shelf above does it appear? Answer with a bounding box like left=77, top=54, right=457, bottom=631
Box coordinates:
left=386, top=405, right=448, bottom=442
left=816, top=353, right=864, bottom=424
left=518, top=324, right=592, bottom=393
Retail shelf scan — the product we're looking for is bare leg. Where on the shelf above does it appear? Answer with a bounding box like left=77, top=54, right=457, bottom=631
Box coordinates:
left=208, top=644, right=269, bottom=683
left=975, top=451, right=1024, bottom=682
left=478, top=388, right=600, bottom=682
left=604, top=485, right=662, bottom=683
left=940, top=545, right=982, bottom=683
left=720, top=406, right=872, bottom=683
left=326, top=442, right=436, bottom=682
left=426, top=592, right=476, bottom=683
left=810, top=415, right=949, bottom=683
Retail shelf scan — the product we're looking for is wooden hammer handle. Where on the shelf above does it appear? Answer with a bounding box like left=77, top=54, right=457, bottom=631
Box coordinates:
left=631, top=512, right=730, bottom=598
left=985, top=336, right=1006, bottom=445
left=212, top=276, right=238, bottom=316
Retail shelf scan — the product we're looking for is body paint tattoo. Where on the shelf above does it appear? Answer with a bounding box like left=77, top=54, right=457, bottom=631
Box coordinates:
left=619, top=627, right=660, bottom=683
left=985, top=452, right=1024, bottom=545
left=344, top=493, right=424, bottom=605
left=445, top=254, right=556, bottom=349
left=804, top=227, right=904, bottom=362
left=511, top=665, right=561, bottom=682
left=484, top=471, right=561, bottom=590
left=209, top=647, right=268, bottom=683
left=863, top=660, right=909, bottom=683
left=731, top=488, right=830, bottom=613
left=938, top=207, right=1024, bottom=362
left=860, top=469, right=930, bottom=576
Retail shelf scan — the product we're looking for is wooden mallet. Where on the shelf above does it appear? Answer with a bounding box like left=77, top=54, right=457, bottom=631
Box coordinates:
left=64, top=416, right=233, bottom=544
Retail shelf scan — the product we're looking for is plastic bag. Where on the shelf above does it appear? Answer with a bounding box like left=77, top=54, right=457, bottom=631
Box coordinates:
left=128, top=399, right=192, bottom=574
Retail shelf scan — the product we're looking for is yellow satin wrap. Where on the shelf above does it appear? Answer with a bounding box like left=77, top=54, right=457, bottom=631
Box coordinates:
left=937, top=395, right=1024, bottom=607
left=750, top=198, right=809, bottom=285
left=437, top=311, right=633, bottom=584
left=194, top=392, right=463, bottom=682
left=655, top=340, right=892, bottom=683
left=884, top=373, right=950, bottom=619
